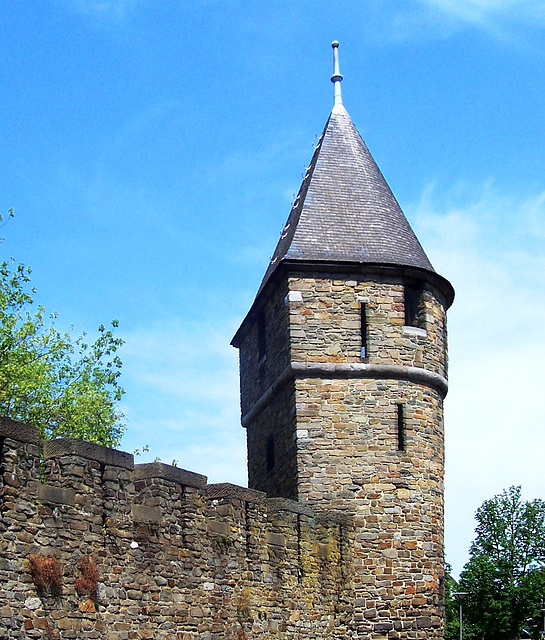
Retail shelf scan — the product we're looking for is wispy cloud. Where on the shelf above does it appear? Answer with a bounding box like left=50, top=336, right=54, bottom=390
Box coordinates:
left=409, top=181, right=545, bottom=576
left=362, top=0, right=545, bottom=45
left=421, top=0, right=545, bottom=22
left=119, top=318, right=247, bottom=485
left=416, top=0, right=545, bottom=41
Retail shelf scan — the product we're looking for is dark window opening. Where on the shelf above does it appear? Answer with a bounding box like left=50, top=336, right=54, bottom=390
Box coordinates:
left=266, top=433, right=275, bottom=475
left=404, top=282, right=426, bottom=328
left=397, top=404, right=406, bottom=452
left=297, top=515, right=303, bottom=583
left=360, top=303, right=368, bottom=359
left=257, top=312, right=266, bottom=361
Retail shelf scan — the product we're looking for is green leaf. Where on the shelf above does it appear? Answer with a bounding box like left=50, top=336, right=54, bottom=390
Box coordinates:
left=0, top=259, right=125, bottom=447
left=459, top=486, right=545, bottom=640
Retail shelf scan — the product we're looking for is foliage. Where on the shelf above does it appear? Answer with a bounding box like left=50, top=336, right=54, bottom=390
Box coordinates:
left=74, top=555, right=100, bottom=600
left=28, top=553, right=63, bottom=596
left=459, top=486, right=545, bottom=640
left=0, top=211, right=125, bottom=446
left=445, top=563, right=461, bottom=640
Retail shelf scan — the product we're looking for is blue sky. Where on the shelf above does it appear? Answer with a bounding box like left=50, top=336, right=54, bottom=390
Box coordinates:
left=2, top=0, right=544, bottom=577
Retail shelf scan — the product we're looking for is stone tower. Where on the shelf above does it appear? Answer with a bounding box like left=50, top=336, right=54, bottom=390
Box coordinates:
left=232, top=42, right=454, bottom=639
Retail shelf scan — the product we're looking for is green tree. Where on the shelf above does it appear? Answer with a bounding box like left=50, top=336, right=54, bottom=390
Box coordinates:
left=1, top=214, right=125, bottom=446
left=445, top=564, right=461, bottom=640
left=459, top=486, right=545, bottom=640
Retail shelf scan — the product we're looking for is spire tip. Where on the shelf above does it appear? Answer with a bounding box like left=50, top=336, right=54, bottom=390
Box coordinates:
left=330, top=40, right=343, bottom=106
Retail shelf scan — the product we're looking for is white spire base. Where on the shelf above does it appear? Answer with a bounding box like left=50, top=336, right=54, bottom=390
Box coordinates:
left=334, top=81, right=342, bottom=105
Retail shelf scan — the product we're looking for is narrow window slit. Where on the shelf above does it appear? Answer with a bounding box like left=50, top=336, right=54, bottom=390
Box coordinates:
left=397, top=404, right=406, bottom=452
left=360, top=303, right=368, bottom=358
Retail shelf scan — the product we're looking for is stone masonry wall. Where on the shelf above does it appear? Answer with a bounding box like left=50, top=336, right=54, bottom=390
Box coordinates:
left=294, top=377, right=445, bottom=637
left=236, top=269, right=448, bottom=639
left=246, top=381, right=298, bottom=500
left=238, top=279, right=290, bottom=418
left=287, top=274, right=447, bottom=378
left=0, top=417, right=354, bottom=640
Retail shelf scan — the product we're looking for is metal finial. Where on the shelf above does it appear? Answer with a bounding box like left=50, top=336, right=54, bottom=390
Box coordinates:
left=331, top=40, right=343, bottom=106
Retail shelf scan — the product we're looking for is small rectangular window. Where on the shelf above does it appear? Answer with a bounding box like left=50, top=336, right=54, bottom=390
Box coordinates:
left=397, top=404, right=405, bottom=452
left=404, top=283, right=426, bottom=328
left=360, top=303, right=368, bottom=358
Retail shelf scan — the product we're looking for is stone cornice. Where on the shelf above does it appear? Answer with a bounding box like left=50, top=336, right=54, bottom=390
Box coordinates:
left=241, top=361, right=448, bottom=427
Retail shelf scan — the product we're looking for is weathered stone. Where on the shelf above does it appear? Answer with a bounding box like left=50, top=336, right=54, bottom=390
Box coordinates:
left=79, top=600, right=96, bottom=613
left=24, top=598, right=42, bottom=611
left=38, top=484, right=76, bottom=507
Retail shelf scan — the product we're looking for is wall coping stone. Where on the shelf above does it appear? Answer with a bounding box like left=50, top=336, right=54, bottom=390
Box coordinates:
left=135, top=461, right=207, bottom=488
left=241, top=364, right=293, bottom=428
left=0, top=417, right=40, bottom=445
left=266, top=497, right=315, bottom=516
left=208, top=482, right=266, bottom=503
left=291, top=362, right=448, bottom=396
left=43, top=437, right=134, bottom=470
left=241, top=361, right=449, bottom=427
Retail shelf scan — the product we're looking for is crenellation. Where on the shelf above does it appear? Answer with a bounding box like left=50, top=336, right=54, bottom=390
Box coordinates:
left=0, top=420, right=357, bottom=639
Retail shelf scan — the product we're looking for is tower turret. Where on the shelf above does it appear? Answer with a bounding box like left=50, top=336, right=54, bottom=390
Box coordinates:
left=232, top=42, right=453, bottom=639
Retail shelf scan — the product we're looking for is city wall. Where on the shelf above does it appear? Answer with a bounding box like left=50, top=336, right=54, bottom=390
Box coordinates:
left=0, top=417, right=354, bottom=640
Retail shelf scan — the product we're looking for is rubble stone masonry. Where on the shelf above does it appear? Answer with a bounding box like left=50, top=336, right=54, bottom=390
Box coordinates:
left=237, top=271, right=449, bottom=639
left=0, top=417, right=354, bottom=640
left=1, top=269, right=449, bottom=639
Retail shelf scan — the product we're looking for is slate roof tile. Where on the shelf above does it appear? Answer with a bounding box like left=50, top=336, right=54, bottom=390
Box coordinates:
left=259, top=103, right=435, bottom=293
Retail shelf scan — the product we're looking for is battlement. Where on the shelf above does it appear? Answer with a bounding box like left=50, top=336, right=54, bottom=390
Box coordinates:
left=0, top=417, right=354, bottom=639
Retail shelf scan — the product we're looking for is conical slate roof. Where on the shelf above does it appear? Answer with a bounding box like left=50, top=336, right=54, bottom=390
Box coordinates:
left=259, top=102, right=435, bottom=293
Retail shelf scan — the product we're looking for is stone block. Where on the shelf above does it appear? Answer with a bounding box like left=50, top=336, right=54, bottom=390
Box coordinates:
left=206, top=520, right=230, bottom=536
left=38, top=484, right=76, bottom=506
left=0, top=417, right=40, bottom=444
left=266, top=532, right=285, bottom=547
left=44, top=438, right=134, bottom=469
left=134, top=462, right=206, bottom=488
left=132, top=505, right=161, bottom=523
